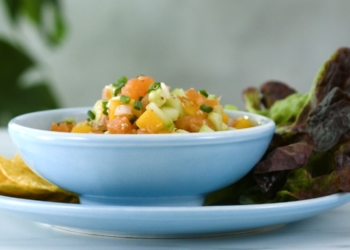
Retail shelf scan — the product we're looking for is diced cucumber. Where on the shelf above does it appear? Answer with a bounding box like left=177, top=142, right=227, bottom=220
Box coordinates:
left=146, top=102, right=175, bottom=131
left=161, top=106, right=180, bottom=121
left=171, top=88, right=185, bottom=97
left=148, top=82, right=171, bottom=107
left=92, top=100, right=104, bottom=122
left=199, top=124, right=215, bottom=133
left=208, top=111, right=222, bottom=131
left=221, top=122, right=229, bottom=131
left=148, top=88, right=166, bottom=107
left=160, top=82, right=171, bottom=99
left=165, top=95, right=185, bottom=117
left=207, top=94, right=217, bottom=100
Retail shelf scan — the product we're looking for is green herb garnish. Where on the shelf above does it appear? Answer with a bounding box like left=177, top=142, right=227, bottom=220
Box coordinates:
left=117, top=76, right=128, bottom=84
left=134, top=100, right=142, bottom=111
left=199, top=89, right=209, bottom=98
left=113, top=82, right=126, bottom=96
left=120, top=95, right=131, bottom=104
left=102, top=101, right=108, bottom=115
left=147, top=82, right=161, bottom=93
left=129, top=115, right=138, bottom=124
left=87, top=110, right=96, bottom=120
left=200, top=104, right=213, bottom=113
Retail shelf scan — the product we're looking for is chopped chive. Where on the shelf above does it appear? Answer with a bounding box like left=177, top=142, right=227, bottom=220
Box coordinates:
left=129, top=115, right=138, bottom=124
left=87, top=110, right=96, bottom=120
left=134, top=100, right=142, bottom=110
left=117, top=76, right=128, bottom=84
left=113, top=82, right=126, bottom=96
left=199, top=89, right=209, bottom=98
left=102, top=101, right=108, bottom=115
left=112, top=77, right=128, bottom=96
left=200, top=104, right=213, bottom=113
left=63, top=118, right=76, bottom=124
left=120, top=95, right=131, bottom=104
left=147, top=82, right=161, bottom=93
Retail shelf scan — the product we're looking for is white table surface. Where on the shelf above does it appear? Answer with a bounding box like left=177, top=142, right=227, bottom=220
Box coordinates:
left=1, top=128, right=350, bottom=249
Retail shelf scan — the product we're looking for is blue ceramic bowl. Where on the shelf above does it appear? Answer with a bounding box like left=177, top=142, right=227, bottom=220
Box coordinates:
left=8, top=107, right=275, bottom=207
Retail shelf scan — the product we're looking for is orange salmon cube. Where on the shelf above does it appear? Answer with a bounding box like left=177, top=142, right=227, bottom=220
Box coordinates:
left=180, top=97, right=199, bottom=116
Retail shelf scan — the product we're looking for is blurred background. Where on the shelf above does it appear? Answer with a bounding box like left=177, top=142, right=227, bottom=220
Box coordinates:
left=1, top=0, right=350, bottom=126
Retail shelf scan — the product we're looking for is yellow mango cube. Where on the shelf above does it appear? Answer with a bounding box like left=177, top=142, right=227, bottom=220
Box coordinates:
left=136, top=109, right=164, bottom=133
left=108, top=99, right=123, bottom=121
left=232, top=117, right=254, bottom=129
left=71, top=124, right=92, bottom=133
left=222, top=111, right=229, bottom=124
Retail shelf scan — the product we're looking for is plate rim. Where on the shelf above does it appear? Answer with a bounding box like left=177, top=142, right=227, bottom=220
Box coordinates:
left=0, top=192, right=349, bottom=238
left=1, top=192, right=350, bottom=211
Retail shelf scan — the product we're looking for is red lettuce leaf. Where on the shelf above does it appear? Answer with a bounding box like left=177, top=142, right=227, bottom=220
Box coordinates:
left=205, top=47, right=350, bottom=205
left=253, top=134, right=314, bottom=199
left=260, top=81, right=296, bottom=109
left=307, top=87, right=350, bottom=152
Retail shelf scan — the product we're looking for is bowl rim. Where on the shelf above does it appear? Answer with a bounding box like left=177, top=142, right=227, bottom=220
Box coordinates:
left=8, top=107, right=276, bottom=145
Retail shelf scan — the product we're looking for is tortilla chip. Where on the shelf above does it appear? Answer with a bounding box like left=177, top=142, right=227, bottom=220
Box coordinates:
left=0, top=155, right=79, bottom=203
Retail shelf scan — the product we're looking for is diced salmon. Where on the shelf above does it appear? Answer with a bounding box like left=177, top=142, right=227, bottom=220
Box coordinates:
left=107, top=117, right=133, bottom=134
left=175, top=115, right=215, bottom=132
left=51, top=122, right=75, bottom=132
left=121, top=75, right=154, bottom=100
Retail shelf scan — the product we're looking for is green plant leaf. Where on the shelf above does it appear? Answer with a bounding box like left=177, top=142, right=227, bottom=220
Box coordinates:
left=22, top=0, right=42, bottom=25
left=10, top=82, right=59, bottom=117
left=1, top=0, right=67, bottom=46
left=0, top=39, right=34, bottom=90
left=0, top=39, right=59, bottom=126
left=2, top=0, right=21, bottom=23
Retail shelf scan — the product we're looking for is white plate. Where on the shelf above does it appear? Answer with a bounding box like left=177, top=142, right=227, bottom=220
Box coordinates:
left=0, top=193, right=349, bottom=238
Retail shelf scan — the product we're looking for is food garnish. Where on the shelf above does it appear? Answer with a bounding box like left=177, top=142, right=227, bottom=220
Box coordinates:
left=206, top=47, right=350, bottom=205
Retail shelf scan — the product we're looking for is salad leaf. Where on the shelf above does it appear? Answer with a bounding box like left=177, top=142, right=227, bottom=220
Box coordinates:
left=242, top=87, right=266, bottom=116
left=260, top=81, right=297, bottom=109
left=205, top=47, right=350, bottom=205
left=253, top=135, right=314, bottom=199
left=307, top=87, right=350, bottom=152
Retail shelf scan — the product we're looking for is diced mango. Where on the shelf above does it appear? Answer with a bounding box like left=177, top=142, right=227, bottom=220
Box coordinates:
left=71, top=124, right=92, bottom=133
left=136, top=109, right=164, bottom=133
left=222, top=111, right=229, bottom=124
left=232, top=117, right=254, bottom=129
left=108, top=99, right=123, bottom=121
